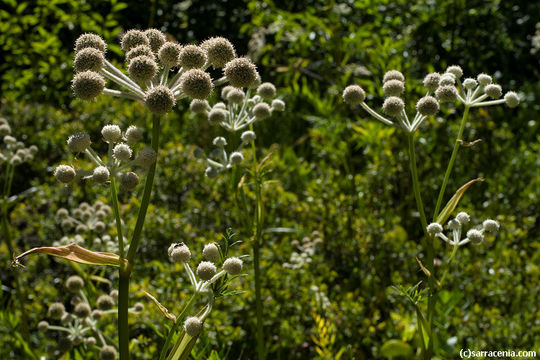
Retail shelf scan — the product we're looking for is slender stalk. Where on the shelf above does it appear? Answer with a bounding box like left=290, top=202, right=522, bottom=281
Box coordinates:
left=249, top=125, right=266, bottom=360
left=407, top=134, right=428, bottom=233
left=433, top=105, right=470, bottom=219
left=109, top=177, right=124, bottom=259
left=118, top=115, right=161, bottom=360
left=160, top=292, right=199, bottom=360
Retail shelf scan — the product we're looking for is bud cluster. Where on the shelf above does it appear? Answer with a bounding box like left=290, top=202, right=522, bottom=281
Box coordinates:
left=55, top=125, right=154, bottom=192
left=283, top=231, right=324, bottom=270
left=38, top=276, right=135, bottom=358
left=0, top=117, right=38, bottom=167
left=190, top=82, right=284, bottom=176
left=427, top=212, right=500, bottom=247
left=72, top=30, right=263, bottom=116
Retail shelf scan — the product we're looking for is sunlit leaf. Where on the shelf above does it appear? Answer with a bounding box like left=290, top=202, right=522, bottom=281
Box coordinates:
left=436, top=178, right=484, bottom=225
left=15, top=243, right=123, bottom=267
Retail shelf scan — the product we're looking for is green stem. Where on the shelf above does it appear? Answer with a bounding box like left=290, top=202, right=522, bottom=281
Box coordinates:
left=407, top=134, right=428, bottom=234
left=161, top=292, right=199, bottom=360
left=118, top=115, right=161, bottom=360
left=249, top=125, right=266, bottom=360
left=109, top=177, right=124, bottom=259
left=433, top=105, right=470, bottom=219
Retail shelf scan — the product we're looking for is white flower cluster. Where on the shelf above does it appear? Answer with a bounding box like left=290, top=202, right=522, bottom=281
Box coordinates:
left=427, top=212, right=500, bottom=247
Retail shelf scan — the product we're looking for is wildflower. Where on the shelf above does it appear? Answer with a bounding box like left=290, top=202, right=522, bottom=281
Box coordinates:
left=184, top=316, right=202, bottom=337
left=54, top=165, right=76, bottom=184
left=190, top=99, right=210, bottom=113
left=120, top=172, right=139, bottom=191
left=382, top=96, right=405, bottom=117
left=144, top=28, right=166, bottom=53
left=72, top=71, right=105, bottom=100
left=223, top=257, right=243, bottom=275
left=416, top=96, right=439, bottom=116
left=110, top=290, right=119, bottom=301
left=382, top=79, right=405, bottom=97
left=229, top=151, right=244, bottom=164
left=257, top=82, right=276, bottom=99
left=202, top=37, right=236, bottom=68
left=66, top=275, right=84, bottom=293
left=113, top=143, right=132, bottom=161
left=180, top=69, right=213, bottom=99
left=484, top=84, right=502, bottom=99
left=383, top=70, right=405, bottom=83
left=427, top=222, right=443, bottom=236
left=342, top=85, right=365, bottom=105
left=37, top=321, right=49, bottom=332
left=227, top=88, right=245, bottom=104
left=477, top=73, right=492, bottom=86
left=93, top=221, right=106, bottom=233
left=456, top=212, right=470, bottom=226
left=67, top=132, right=91, bottom=153
left=86, top=337, right=97, bottom=346
left=253, top=102, right=271, bottom=120
left=99, top=345, right=118, bottom=360
left=463, top=78, right=477, bottom=90
left=97, top=295, right=115, bottom=310
left=271, top=99, right=285, bottom=111
left=128, top=55, right=158, bottom=83
left=74, top=48, right=104, bottom=73
left=126, top=45, right=155, bottom=62
left=446, top=65, right=463, bottom=79
left=136, top=148, right=157, bottom=168
left=504, top=91, right=520, bottom=108
left=92, top=310, right=103, bottom=320
left=212, top=137, right=227, bottom=147
left=56, top=208, right=69, bottom=219
left=435, top=85, right=458, bottom=102
left=101, top=125, right=122, bottom=143
left=466, top=229, right=484, bottom=245
left=170, top=244, right=191, bottom=263
left=179, top=45, right=207, bottom=69
left=197, top=261, right=217, bottom=280
left=203, top=243, right=220, bottom=262
left=92, top=166, right=110, bottom=184
left=439, top=73, right=456, bottom=86
left=205, top=166, right=218, bottom=177
left=224, top=57, right=258, bottom=88
left=241, top=130, right=256, bottom=143
left=124, top=126, right=143, bottom=145
left=423, top=72, right=440, bottom=92
left=145, top=85, right=175, bottom=114
left=74, top=303, right=91, bottom=318
left=208, top=108, right=227, bottom=124
left=134, top=302, right=144, bottom=312
left=75, top=33, right=106, bottom=53
left=482, top=219, right=500, bottom=233
left=121, top=30, right=149, bottom=52
left=48, top=302, right=65, bottom=320
left=158, top=42, right=182, bottom=67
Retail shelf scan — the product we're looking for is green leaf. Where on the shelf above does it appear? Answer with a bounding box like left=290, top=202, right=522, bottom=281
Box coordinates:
left=380, top=339, right=414, bottom=359
left=436, top=178, right=484, bottom=225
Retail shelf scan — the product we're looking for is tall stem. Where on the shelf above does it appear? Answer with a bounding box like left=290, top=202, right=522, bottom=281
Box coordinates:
left=109, top=177, right=124, bottom=259
left=433, top=106, right=470, bottom=219
left=118, top=115, right=161, bottom=360
left=250, top=125, right=265, bottom=360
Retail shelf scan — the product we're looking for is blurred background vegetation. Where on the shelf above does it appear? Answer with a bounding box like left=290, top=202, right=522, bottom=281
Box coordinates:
left=1, top=0, right=539, bottom=358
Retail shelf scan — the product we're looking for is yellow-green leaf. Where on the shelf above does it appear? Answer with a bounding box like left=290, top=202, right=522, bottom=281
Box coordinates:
left=436, top=178, right=484, bottom=225
left=143, top=291, right=176, bottom=322
left=15, top=243, right=123, bottom=267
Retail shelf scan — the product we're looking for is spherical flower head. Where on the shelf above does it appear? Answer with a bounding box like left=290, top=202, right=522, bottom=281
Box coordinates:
left=257, top=82, right=277, bottom=99
left=144, top=28, right=166, bottom=53
left=55, top=165, right=76, bottom=184
left=190, top=99, right=210, bottom=113
left=102, top=125, right=122, bottom=143
left=126, top=45, right=155, bottom=62
left=92, top=166, right=110, bottom=184
left=145, top=85, right=176, bottom=115
left=121, top=29, right=150, bottom=52
left=383, top=80, right=405, bottom=97
left=202, top=37, right=236, bottom=68
left=342, top=85, right=365, bottom=105
left=482, top=219, right=500, bottom=233
left=455, top=212, right=470, bottom=226
left=48, top=302, right=65, bottom=320
left=504, top=91, right=520, bottom=108
left=221, top=85, right=234, bottom=99
left=170, top=244, right=191, bottom=263
left=208, top=108, right=227, bottom=124
left=423, top=72, right=441, bottom=92
left=439, top=73, right=456, bottom=86
left=203, top=243, right=220, bottom=262
left=197, top=261, right=217, bottom=280
left=213, top=102, right=227, bottom=110
left=467, top=229, right=484, bottom=245
left=435, top=85, right=458, bottom=102
left=227, top=88, right=245, bottom=104
left=86, top=337, right=97, bottom=346
left=241, top=130, right=256, bottom=143
left=56, top=208, right=69, bottom=219
left=230, top=151, right=244, bottom=165
left=179, top=45, right=207, bottom=69
left=416, top=96, right=439, bottom=116
left=134, top=302, right=144, bottom=312
left=224, top=57, right=258, bottom=88
left=72, top=71, right=105, bottom=100
left=205, top=166, right=218, bottom=178
left=180, top=69, right=213, bottom=99
left=223, top=257, right=243, bottom=275
left=74, top=302, right=91, bottom=318
left=477, top=73, right=492, bottom=86
left=74, top=48, right=104, bottom=73
left=128, top=55, right=158, bottom=83
left=184, top=316, right=203, bottom=337
left=382, top=96, right=405, bottom=117
left=38, top=321, right=49, bottom=332
left=463, top=78, right=477, bottom=90
left=253, top=102, right=271, bottom=120
left=10, top=155, right=22, bottom=166
left=97, top=295, right=115, bottom=310
left=136, top=147, right=157, bottom=168
left=120, top=172, right=139, bottom=191
left=212, top=136, right=227, bottom=147
left=0, top=124, right=11, bottom=136
left=484, top=84, right=502, bottom=99
left=447, top=219, right=461, bottom=231
left=75, top=33, right=106, bottom=53
left=446, top=65, right=463, bottom=79
left=66, top=275, right=84, bottom=293
left=383, top=70, right=405, bottom=83
left=3, top=135, right=16, bottom=145
left=93, top=221, right=106, bottom=233
left=427, top=222, right=443, bottom=236
left=271, top=99, right=285, bottom=111
left=157, top=42, right=181, bottom=67
left=124, top=126, right=143, bottom=145
left=67, top=132, right=91, bottom=153
left=99, top=345, right=117, bottom=360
